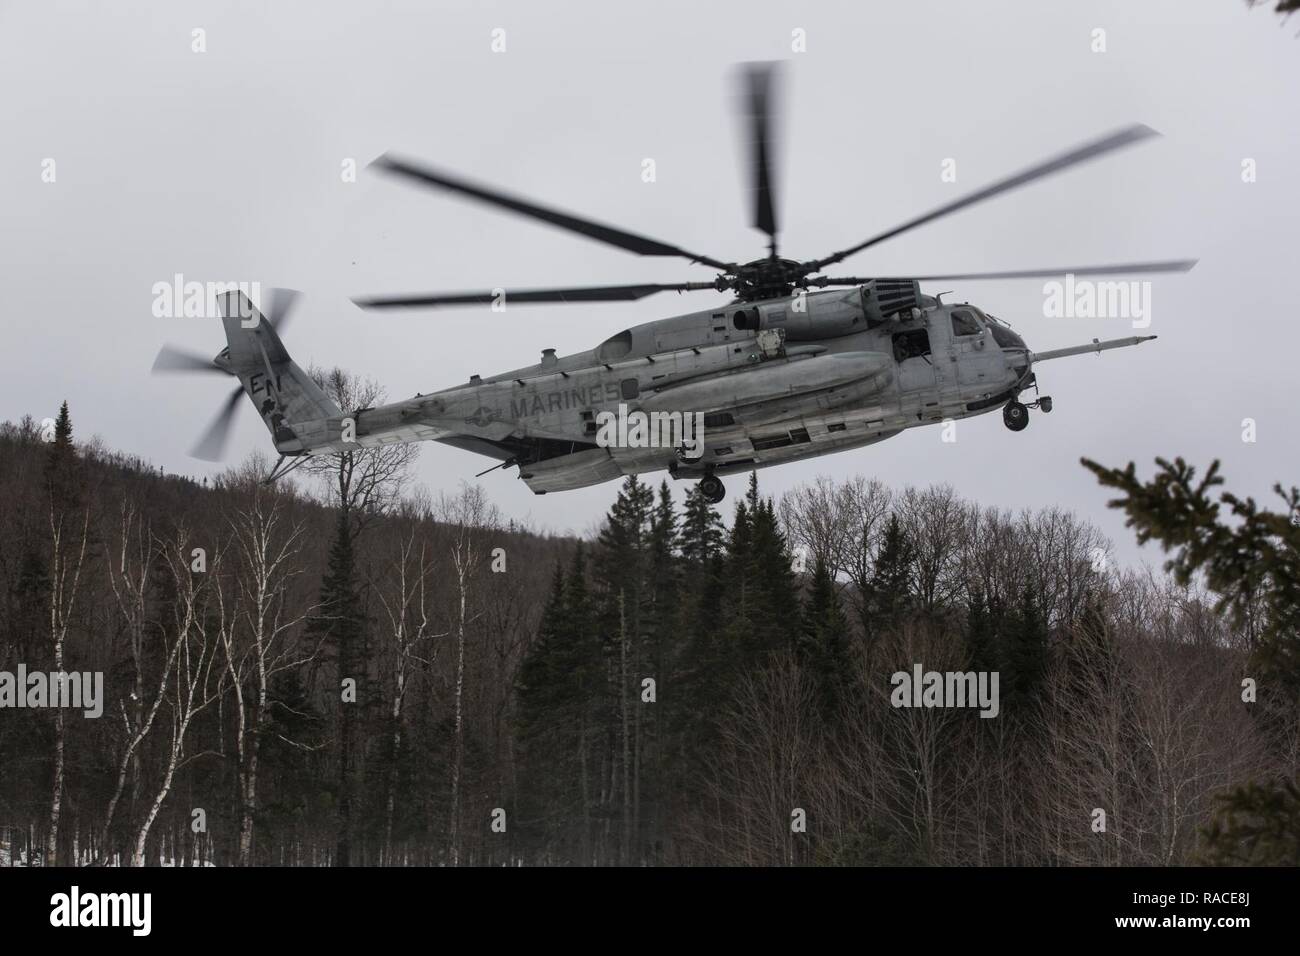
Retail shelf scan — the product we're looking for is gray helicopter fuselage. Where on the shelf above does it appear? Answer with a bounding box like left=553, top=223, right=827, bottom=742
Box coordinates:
left=395, top=285, right=1033, bottom=493
left=258, top=281, right=1152, bottom=494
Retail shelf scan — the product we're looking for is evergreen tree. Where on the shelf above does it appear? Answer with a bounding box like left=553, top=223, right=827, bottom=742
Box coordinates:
left=965, top=589, right=999, bottom=675
left=306, top=507, right=366, bottom=866
left=720, top=473, right=801, bottom=667
left=861, top=514, right=914, bottom=644
left=964, top=585, right=1048, bottom=714
left=798, top=555, right=852, bottom=717
left=678, top=482, right=724, bottom=567
left=748, top=475, right=801, bottom=654
left=1001, top=585, right=1049, bottom=712
left=515, top=548, right=602, bottom=861
left=1082, top=456, right=1300, bottom=696
left=1084, top=455, right=1300, bottom=865
left=1201, top=777, right=1300, bottom=866
left=595, top=476, right=654, bottom=629
left=638, top=483, right=681, bottom=859
left=647, top=482, right=680, bottom=677
left=44, top=400, right=81, bottom=513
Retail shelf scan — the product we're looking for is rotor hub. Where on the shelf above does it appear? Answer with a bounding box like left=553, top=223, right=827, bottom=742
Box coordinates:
left=724, top=257, right=809, bottom=301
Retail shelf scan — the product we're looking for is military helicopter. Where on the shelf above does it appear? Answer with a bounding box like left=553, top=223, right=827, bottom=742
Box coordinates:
left=155, top=64, right=1193, bottom=505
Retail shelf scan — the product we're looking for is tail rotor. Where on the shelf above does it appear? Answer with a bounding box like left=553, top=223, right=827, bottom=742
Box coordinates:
left=151, top=287, right=304, bottom=461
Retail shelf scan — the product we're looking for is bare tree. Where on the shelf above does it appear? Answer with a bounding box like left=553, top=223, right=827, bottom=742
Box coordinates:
left=898, top=485, right=968, bottom=613
left=372, top=519, right=445, bottom=865
left=437, top=484, right=500, bottom=865
left=130, top=527, right=223, bottom=866
left=221, top=489, right=320, bottom=866
left=100, top=500, right=177, bottom=864
left=304, top=367, right=418, bottom=531
left=697, top=654, right=826, bottom=866
left=46, top=501, right=90, bottom=866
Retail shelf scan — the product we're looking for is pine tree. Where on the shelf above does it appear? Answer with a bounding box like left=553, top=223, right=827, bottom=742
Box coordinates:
left=1084, top=456, right=1300, bottom=698
left=1084, top=455, right=1300, bottom=864
left=861, top=513, right=914, bottom=644
left=720, top=473, right=801, bottom=667
left=1201, top=777, right=1300, bottom=866
left=596, top=476, right=654, bottom=623
left=306, top=507, right=366, bottom=866
left=1001, top=585, right=1049, bottom=712
left=44, top=400, right=81, bottom=513
left=678, top=482, right=724, bottom=567
left=799, top=555, right=852, bottom=717
left=632, top=483, right=681, bottom=860
left=965, top=589, right=999, bottom=674
left=516, top=548, right=602, bottom=861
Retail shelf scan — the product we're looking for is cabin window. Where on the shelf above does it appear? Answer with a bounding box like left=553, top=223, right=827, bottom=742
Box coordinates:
left=950, top=309, right=981, bottom=337
left=620, top=378, right=640, bottom=400
left=891, top=328, right=931, bottom=362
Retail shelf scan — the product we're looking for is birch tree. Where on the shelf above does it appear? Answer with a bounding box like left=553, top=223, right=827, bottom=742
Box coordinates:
left=130, top=528, right=222, bottom=866
left=222, top=490, right=319, bottom=866
left=373, top=522, right=444, bottom=865
left=438, top=485, right=498, bottom=865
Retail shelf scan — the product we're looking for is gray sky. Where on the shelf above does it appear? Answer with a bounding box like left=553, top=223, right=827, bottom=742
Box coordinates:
left=3, top=0, right=1298, bottom=567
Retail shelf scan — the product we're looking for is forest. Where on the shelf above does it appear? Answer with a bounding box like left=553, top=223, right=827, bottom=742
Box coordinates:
left=0, top=394, right=1296, bottom=867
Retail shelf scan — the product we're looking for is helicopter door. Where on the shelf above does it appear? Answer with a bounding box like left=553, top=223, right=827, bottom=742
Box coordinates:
left=930, top=313, right=966, bottom=409
left=891, top=325, right=936, bottom=393
left=948, top=309, right=998, bottom=387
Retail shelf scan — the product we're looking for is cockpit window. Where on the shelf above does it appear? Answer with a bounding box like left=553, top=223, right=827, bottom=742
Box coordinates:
left=989, top=324, right=1025, bottom=350
left=950, top=309, right=981, bottom=337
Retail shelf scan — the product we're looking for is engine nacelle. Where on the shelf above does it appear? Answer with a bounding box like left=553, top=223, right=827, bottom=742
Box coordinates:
left=727, top=280, right=924, bottom=341
left=736, top=289, right=863, bottom=341
left=861, top=279, right=921, bottom=325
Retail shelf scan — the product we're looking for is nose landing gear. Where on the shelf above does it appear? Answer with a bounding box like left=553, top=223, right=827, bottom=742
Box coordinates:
left=1003, top=400, right=1029, bottom=432
left=699, top=473, right=726, bottom=505
left=1003, top=395, right=1052, bottom=431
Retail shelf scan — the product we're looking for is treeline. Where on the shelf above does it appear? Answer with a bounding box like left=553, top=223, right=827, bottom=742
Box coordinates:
left=0, top=406, right=1295, bottom=866
left=515, top=474, right=1295, bottom=865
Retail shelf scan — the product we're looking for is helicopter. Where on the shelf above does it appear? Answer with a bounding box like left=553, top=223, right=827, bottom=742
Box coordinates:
left=154, top=63, right=1194, bottom=505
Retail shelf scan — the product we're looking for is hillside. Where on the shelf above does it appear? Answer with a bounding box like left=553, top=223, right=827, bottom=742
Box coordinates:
left=0, top=411, right=1285, bottom=866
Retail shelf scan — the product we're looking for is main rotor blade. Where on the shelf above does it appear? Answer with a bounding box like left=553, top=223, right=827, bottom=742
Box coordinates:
left=813, top=259, right=1198, bottom=286
left=372, top=154, right=732, bottom=271
left=264, top=287, right=300, bottom=333
left=807, top=124, right=1161, bottom=271
left=740, top=62, right=780, bottom=253
left=906, top=259, right=1198, bottom=281
left=354, top=282, right=717, bottom=310
left=190, top=387, right=243, bottom=461
left=152, top=345, right=226, bottom=375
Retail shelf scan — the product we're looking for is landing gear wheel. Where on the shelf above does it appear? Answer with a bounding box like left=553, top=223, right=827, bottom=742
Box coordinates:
left=1003, top=401, right=1029, bottom=432
left=700, top=474, right=726, bottom=505
left=1038, top=396, right=1053, bottom=414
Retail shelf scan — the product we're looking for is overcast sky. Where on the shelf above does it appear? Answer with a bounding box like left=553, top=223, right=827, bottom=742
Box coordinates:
left=3, top=0, right=1298, bottom=567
